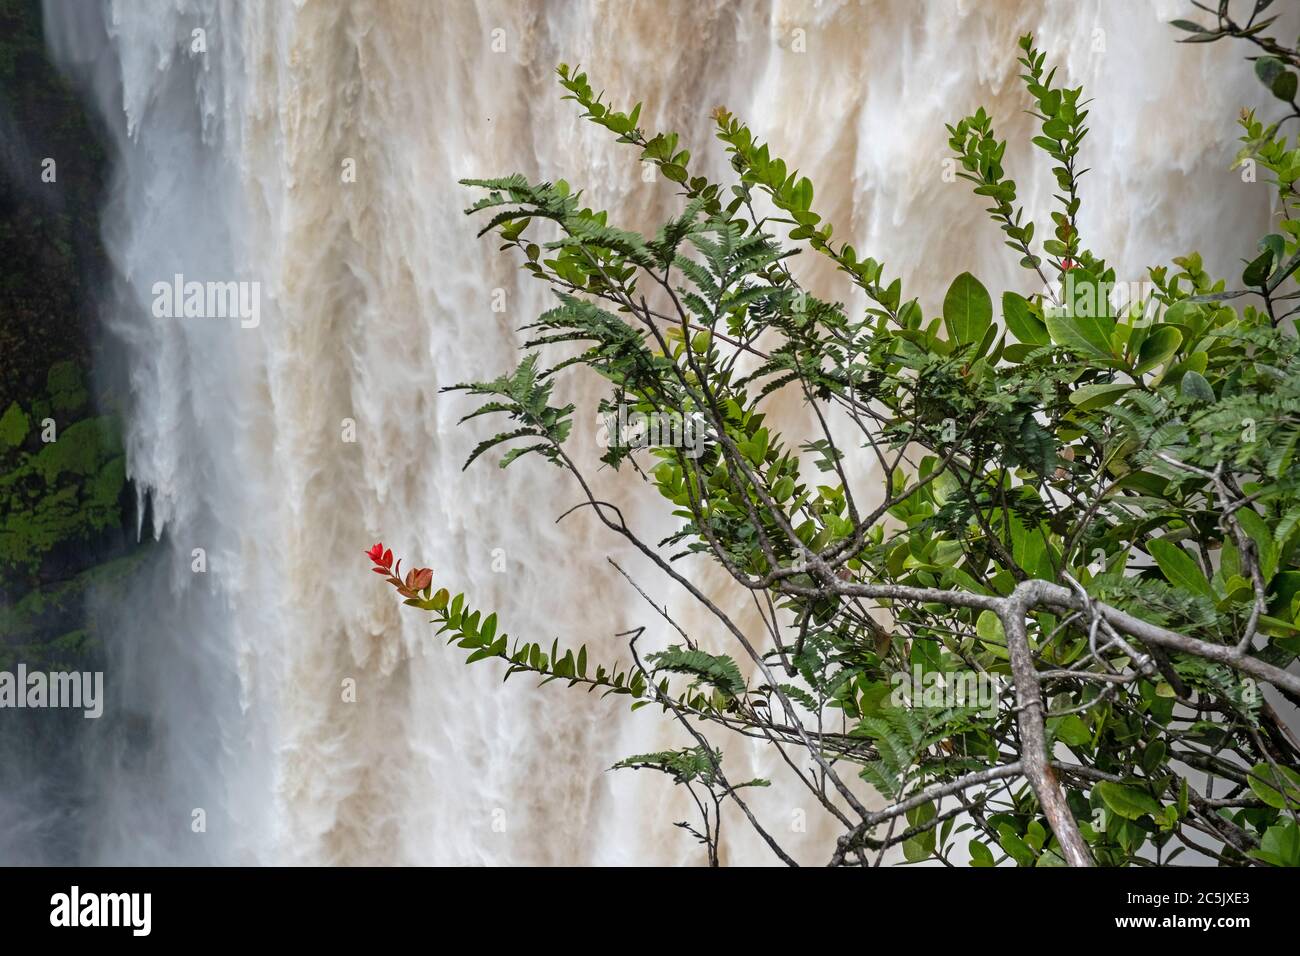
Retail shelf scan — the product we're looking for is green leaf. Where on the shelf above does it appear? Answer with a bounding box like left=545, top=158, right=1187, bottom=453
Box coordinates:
left=1024, top=820, right=1046, bottom=852
left=1148, top=538, right=1215, bottom=599
left=646, top=646, right=745, bottom=698
left=1272, top=70, right=1298, bottom=103
left=1141, top=739, right=1167, bottom=776
left=1243, top=250, right=1275, bottom=287
left=1256, top=56, right=1286, bottom=87
left=1097, top=781, right=1162, bottom=821
left=969, top=840, right=996, bottom=867
left=1269, top=570, right=1300, bottom=618
left=1179, top=370, right=1215, bottom=403
left=1251, top=821, right=1300, bottom=867
left=1002, top=291, right=1049, bottom=345
left=1236, top=508, right=1278, bottom=582
left=611, top=746, right=723, bottom=787
left=1133, top=325, right=1182, bottom=374
left=943, top=272, right=993, bottom=347
left=1268, top=248, right=1300, bottom=291
left=903, top=801, right=937, bottom=862
left=1051, top=271, right=1118, bottom=358
left=1247, top=762, right=1300, bottom=809
left=976, top=609, right=1006, bottom=646
left=661, top=163, right=688, bottom=183
left=1261, top=233, right=1287, bottom=264
left=1045, top=314, right=1111, bottom=359
left=1069, top=382, right=1132, bottom=411
left=1052, top=714, right=1092, bottom=748
left=791, top=176, right=814, bottom=211
left=997, top=826, right=1035, bottom=866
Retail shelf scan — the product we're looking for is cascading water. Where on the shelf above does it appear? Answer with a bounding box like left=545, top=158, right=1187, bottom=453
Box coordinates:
left=34, top=0, right=1276, bottom=865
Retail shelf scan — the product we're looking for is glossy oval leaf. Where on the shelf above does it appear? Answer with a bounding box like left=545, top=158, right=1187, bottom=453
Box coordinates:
left=1247, top=763, right=1300, bottom=809
left=1097, top=781, right=1162, bottom=821
left=1180, top=370, right=1215, bottom=402
left=1069, top=382, right=1133, bottom=411
left=1002, top=291, right=1049, bottom=345
left=943, top=272, right=993, bottom=347
left=1044, top=313, right=1112, bottom=359
left=1148, top=538, right=1215, bottom=599
left=1134, top=324, right=1182, bottom=374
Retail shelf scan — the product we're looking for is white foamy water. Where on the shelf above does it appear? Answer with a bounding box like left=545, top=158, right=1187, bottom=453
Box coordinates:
left=40, top=0, right=1278, bottom=865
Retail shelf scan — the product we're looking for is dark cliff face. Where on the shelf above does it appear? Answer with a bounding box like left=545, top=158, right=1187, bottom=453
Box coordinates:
left=0, top=0, right=102, bottom=410
left=1, top=0, right=143, bottom=644
left=0, top=0, right=144, bottom=864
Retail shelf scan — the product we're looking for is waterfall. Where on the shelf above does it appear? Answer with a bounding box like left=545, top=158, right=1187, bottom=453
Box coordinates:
left=38, top=0, right=1275, bottom=865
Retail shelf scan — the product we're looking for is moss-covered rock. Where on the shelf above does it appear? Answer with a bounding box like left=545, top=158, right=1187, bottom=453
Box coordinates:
left=0, top=0, right=139, bottom=672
